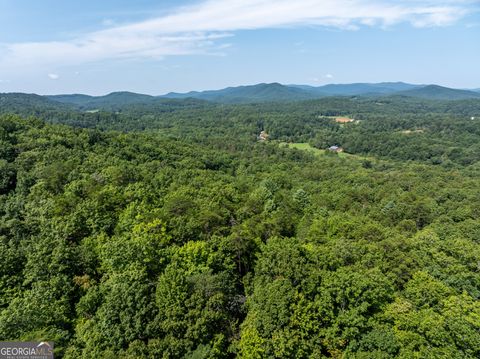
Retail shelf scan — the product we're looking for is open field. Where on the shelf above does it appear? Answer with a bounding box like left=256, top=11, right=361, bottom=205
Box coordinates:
left=280, top=142, right=352, bottom=157
left=281, top=142, right=325, bottom=155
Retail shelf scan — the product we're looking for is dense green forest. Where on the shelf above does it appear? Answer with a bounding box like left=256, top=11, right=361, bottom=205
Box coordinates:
left=0, top=95, right=480, bottom=358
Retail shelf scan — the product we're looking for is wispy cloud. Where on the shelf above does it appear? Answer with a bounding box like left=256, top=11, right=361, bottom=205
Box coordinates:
left=102, top=19, right=116, bottom=27
left=312, top=73, right=335, bottom=82
left=48, top=73, right=60, bottom=80
left=0, top=0, right=475, bottom=71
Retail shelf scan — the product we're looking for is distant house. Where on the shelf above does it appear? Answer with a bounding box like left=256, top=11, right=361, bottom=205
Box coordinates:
left=328, top=145, right=343, bottom=153
left=258, top=130, right=269, bottom=141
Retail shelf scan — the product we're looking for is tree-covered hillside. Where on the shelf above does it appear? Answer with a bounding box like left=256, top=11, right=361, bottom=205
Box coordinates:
left=0, top=95, right=480, bottom=358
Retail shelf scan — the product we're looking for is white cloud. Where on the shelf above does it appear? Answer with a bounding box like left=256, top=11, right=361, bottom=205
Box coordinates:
left=102, top=19, right=116, bottom=27
left=0, top=0, right=475, bottom=72
left=48, top=73, right=60, bottom=80
left=311, top=74, right=334, bottom=82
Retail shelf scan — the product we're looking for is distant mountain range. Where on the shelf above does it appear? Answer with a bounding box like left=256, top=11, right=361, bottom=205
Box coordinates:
left=160, top=82, right=480, bottom=103
left=161, top=82, right=425, bottom=102
left=48, top=91, right=156, bottom=108
left=288, top=82, right=420, bottom=96
left=161, top=82, right=318, bottom=103
left=393, top=85, right=480, bottom=100
left=0, top=92, right=72, bottom=113
left=1, top=83, right=479, bottom=112
left=45, top=92, right=207, bottom=111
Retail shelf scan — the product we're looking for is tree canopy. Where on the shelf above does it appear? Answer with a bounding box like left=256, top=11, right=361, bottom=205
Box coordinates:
left=0, top=94, right=479, bottom=358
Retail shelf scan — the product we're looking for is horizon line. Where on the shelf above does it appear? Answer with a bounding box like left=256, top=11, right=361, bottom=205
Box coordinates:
left=2, top=81, right=478, bottom=97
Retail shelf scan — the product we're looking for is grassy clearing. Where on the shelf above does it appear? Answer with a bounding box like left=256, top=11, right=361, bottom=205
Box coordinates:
left=280, top=142, right=372, bottom=161
left=280, top=142, right=325, bottom=156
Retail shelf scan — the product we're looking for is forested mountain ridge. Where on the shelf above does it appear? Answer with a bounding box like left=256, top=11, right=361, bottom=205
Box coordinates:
left=159, top=82, right=479, bottom=102
left=2, top=93, right=480, bottom=167
left=0, top=92, right=480, bottom=357
left=46, top=94, right=96, bottom=106
left=2, top=82, right=476, bottom=110
left=290, top=81, right=421, bottom=96
left=395, top=85, right=480, bottom=100
left=0, top=92, right=74, bottom=113
left=161, top=82, right=319, bottom=103
left=47, top=91, right=157, bottom=109
left=1, top=92, right=210, bottom=114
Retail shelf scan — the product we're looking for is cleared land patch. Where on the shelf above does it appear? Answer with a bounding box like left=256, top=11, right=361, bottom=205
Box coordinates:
left=335, top=117, right=355, bottom=123
left=400, top=129, right=425, bottom=134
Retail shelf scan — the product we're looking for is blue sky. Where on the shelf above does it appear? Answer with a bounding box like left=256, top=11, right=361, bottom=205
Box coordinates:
left=0, top=0, right=479, bottom=95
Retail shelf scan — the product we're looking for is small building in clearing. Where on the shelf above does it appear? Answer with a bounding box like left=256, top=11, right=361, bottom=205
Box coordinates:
left=328, top=145, right=343, bottom=153
left=258, top=130, right=269, bottom=141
